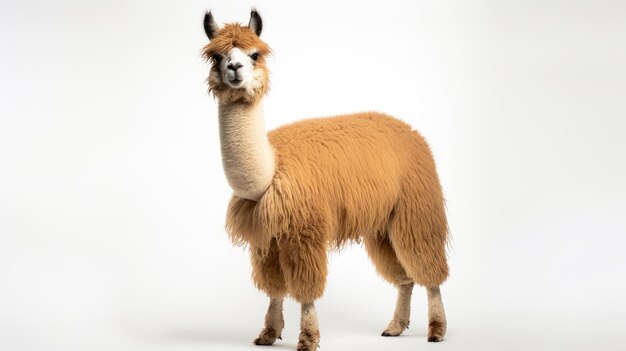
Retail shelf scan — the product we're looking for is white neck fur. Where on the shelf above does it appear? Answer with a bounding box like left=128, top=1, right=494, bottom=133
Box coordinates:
left=218, top=101, right=276, bottom=201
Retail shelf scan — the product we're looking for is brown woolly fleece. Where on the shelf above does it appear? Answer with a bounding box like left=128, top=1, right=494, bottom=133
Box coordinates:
left=228, top=113, right=449, bottom=301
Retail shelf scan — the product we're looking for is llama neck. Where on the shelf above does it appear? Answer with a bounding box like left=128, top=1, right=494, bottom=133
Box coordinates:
left=218, top=100, right=276, bottom=201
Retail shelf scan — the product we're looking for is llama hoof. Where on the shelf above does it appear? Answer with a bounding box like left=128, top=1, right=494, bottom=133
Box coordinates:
left=296, top=329, right=320, bottom=351
left=381, top=320, right=408, bottom=336
left=381, top=330, right=401, bottom=337
left=428, top=335, right=444, bottom=342
left=253, top=327, right=281, bottom=346
left=427, top=320, right=446, bottom=342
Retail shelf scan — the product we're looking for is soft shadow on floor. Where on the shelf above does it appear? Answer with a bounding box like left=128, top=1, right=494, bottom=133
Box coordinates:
left=155, top=328, right=296, bottom=349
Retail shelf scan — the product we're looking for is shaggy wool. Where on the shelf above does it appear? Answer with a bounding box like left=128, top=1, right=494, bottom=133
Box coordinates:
left=227, top=112, right=449, bottom=301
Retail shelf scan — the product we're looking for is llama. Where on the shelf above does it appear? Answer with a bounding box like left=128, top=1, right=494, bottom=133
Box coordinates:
left=202, top=10, right=449, bottom=350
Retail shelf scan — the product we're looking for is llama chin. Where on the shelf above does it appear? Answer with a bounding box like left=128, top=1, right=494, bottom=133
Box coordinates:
left=203, top=10, right=450, bottom=350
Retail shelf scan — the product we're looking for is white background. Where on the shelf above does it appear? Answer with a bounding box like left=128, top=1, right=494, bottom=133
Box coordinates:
left=2, top=1, right=625, bottom=350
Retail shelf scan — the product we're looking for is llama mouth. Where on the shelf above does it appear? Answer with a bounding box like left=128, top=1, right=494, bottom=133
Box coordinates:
left=228, top=78, right=243, bottom=86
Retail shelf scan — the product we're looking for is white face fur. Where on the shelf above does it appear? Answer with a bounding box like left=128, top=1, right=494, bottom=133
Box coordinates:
left=216, top=48, right=259, bottom=90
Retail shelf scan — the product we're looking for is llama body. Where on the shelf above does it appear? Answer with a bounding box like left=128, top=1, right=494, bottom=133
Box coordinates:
left=203, top=11, right=449, bottom=350
left=228, top=112, right=449, bottom=293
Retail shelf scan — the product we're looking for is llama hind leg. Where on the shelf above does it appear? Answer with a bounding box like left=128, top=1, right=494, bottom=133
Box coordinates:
left=390, top=238, right=449, bottom=342
left=250, top=240, right=286, bottom=345
left=363, top=235, right=413, bottom=336
left=387, top=199, right=449, bottom=341
left=426, top=286, right=447, bottom=342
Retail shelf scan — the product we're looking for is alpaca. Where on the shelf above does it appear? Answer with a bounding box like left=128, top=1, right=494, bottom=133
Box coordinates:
left=202, top=10, right=449, bottom=350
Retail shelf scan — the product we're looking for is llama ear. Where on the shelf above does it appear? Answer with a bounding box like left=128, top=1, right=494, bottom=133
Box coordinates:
left=204, top=11, right=219, bottom=40
left=248, top=9, right=262, bottom=37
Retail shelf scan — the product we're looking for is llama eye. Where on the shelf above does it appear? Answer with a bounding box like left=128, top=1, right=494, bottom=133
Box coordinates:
left=212, top=54, right=222, bottom=64
left=249, top=53, right=259, bottom=61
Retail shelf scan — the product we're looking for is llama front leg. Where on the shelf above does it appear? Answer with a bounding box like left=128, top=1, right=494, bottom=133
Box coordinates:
left=382, top=282, right=414, bottom=336
left=297, top=302, right=320, bottom=351
left=254, top=297, right=285, bottom=345
left=277, top=233, right=327, bottom=351
left=250, top=240, right=287, bottom=346
left=426, top=286, right=447, bottom=342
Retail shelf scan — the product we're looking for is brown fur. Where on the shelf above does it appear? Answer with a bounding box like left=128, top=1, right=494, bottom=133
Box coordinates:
left=229, top=113, right=449, bottom=300
left=428, top=320, right=446, bottom=342
left=204, top=18, right=449, bottom=346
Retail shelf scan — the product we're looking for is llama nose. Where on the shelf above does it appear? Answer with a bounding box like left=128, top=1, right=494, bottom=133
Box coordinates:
left=227, top=62, right=243, bottom=71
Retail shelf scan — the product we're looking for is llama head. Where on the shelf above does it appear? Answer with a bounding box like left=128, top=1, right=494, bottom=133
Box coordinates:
left=202, top=10, right=271, bottom=104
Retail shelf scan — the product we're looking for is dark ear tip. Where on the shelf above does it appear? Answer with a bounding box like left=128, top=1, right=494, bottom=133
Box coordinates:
left=204, top=10, right=218, bottom=40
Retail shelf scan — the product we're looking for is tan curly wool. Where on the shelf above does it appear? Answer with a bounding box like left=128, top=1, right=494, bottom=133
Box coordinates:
left=226, top=112, right=449, bottom=300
